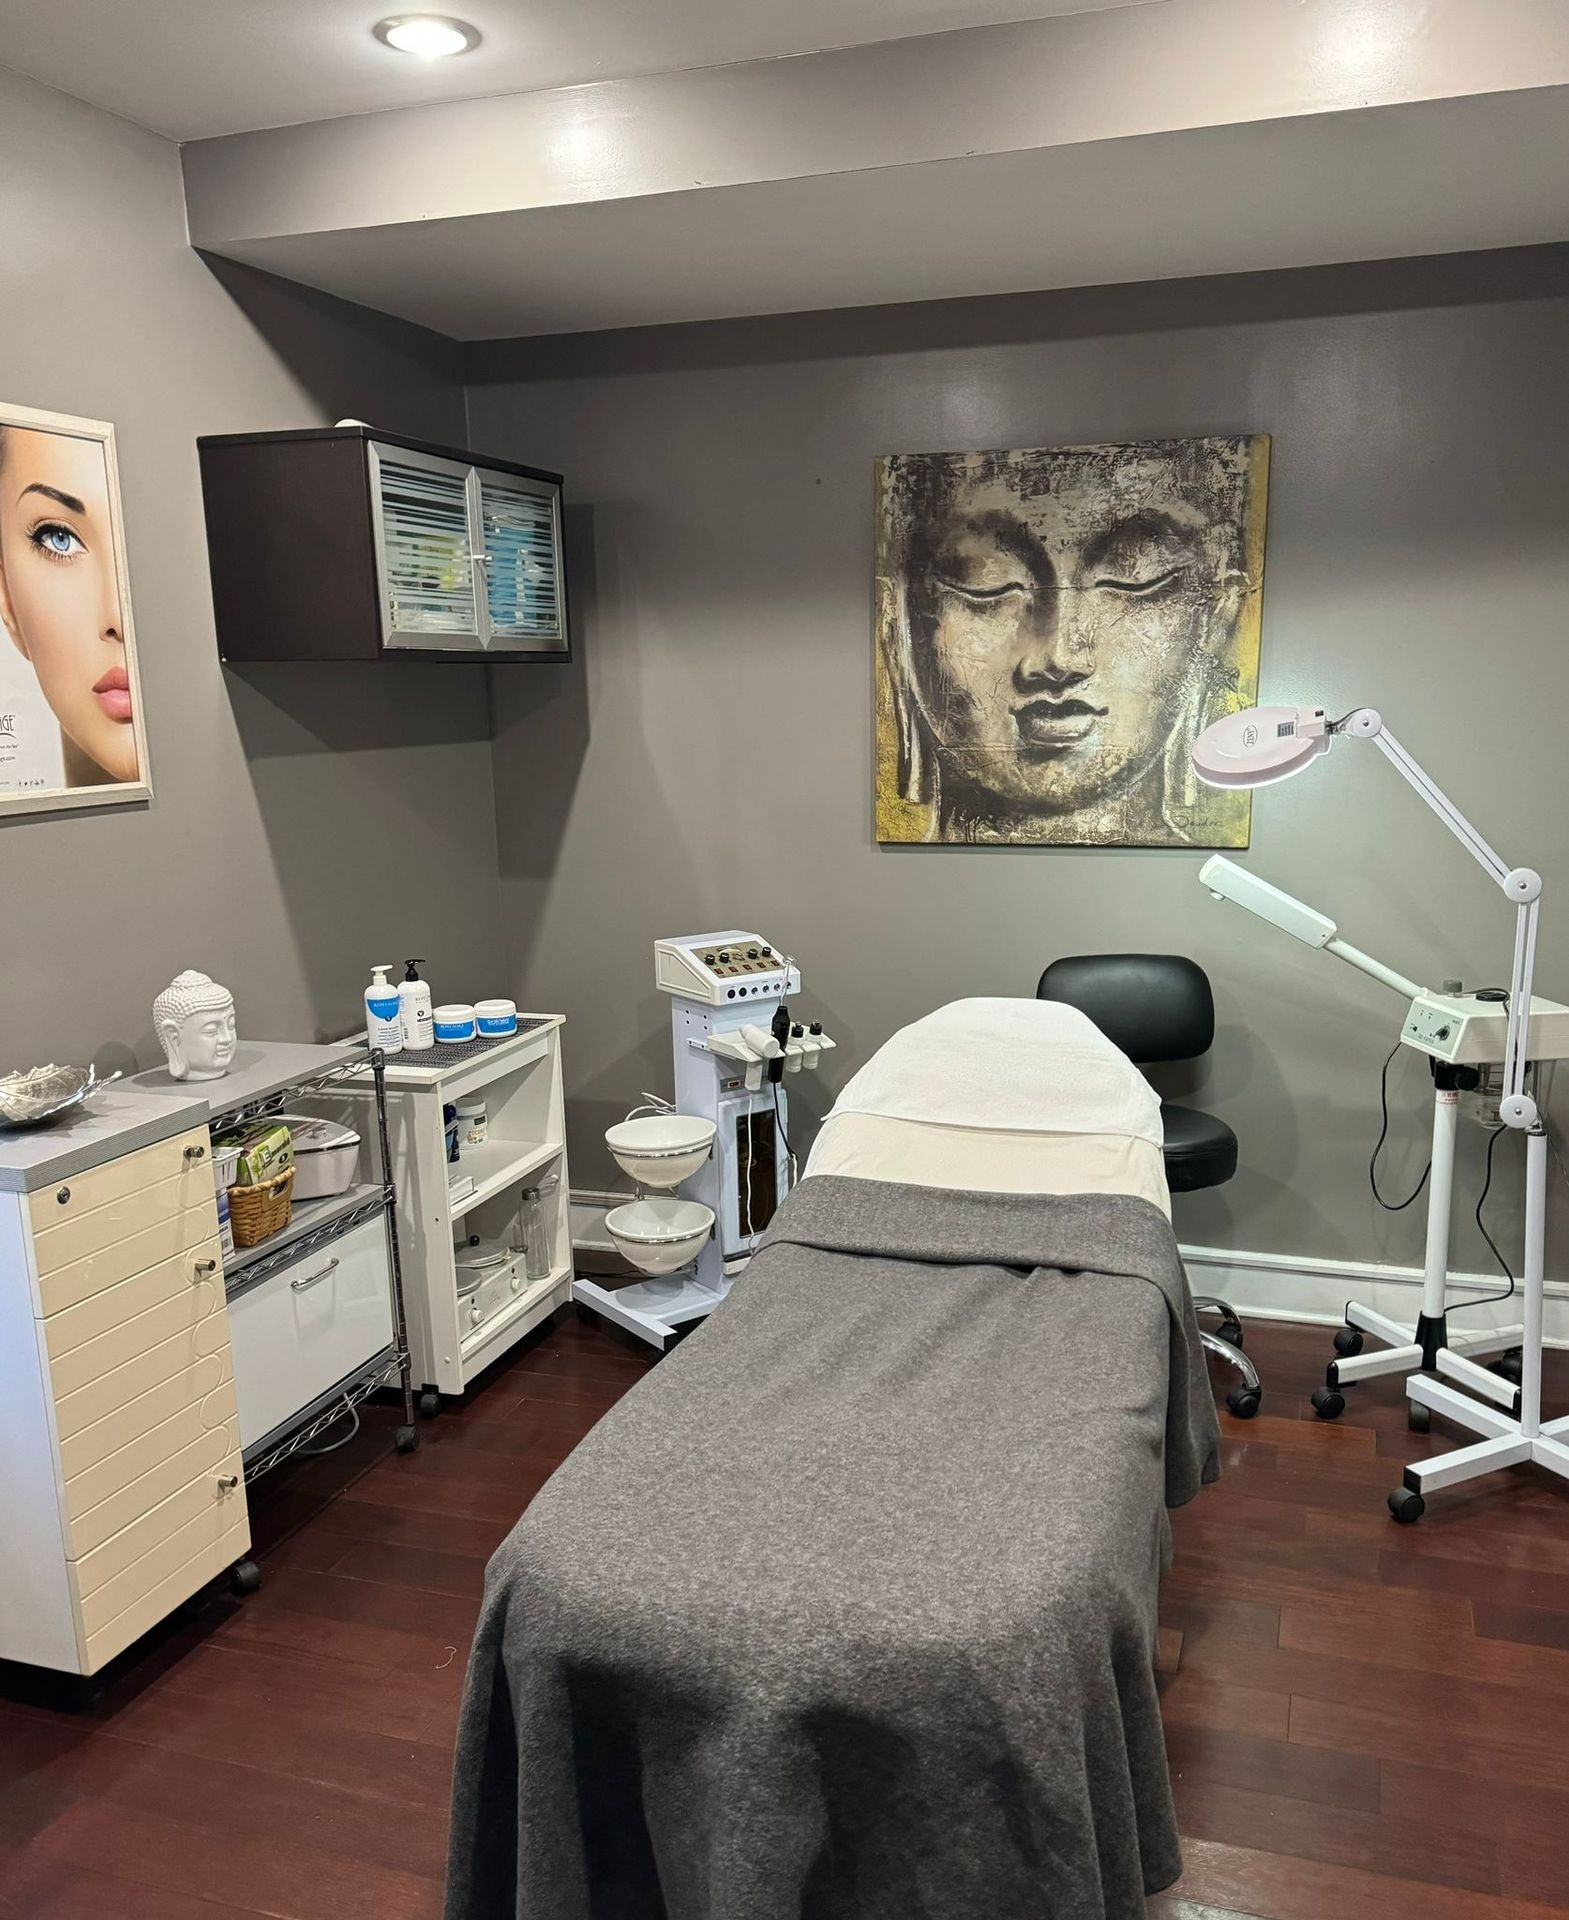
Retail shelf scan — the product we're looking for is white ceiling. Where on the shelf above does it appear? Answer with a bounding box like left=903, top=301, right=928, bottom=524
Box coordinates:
left=0, top=0, right=1153, bottom=141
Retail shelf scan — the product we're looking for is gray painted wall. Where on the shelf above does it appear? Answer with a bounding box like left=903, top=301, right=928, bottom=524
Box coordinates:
left=469, top=251, right=1569, bottom=1276
left=0, top=66, right=501, bottom=1072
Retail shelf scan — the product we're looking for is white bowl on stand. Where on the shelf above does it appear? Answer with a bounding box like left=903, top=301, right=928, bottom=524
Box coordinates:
left=604, top=1197, right=715, bottom=1276
left=605, top=1114, right=716, bottom=1191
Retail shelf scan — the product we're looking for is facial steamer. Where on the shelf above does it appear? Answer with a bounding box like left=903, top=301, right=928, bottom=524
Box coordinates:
left=572, top=933, right=835, bottom=1350
left=1193, top=704, right=1569, bottom=1519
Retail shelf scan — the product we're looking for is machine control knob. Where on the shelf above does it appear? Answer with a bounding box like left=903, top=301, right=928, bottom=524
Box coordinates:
left=810, top=1022, right=823, bottom=1035
left=727, top=989, right=736, bottom=999
left=470, top=1304, right=484, bottom=1325
left=1436, top=1025, right=1451, bottom=1041
left=719, top=950, right=730, bottom=962
left=792, top=1023, right=804, bottom=1037
left=747, top=947, right=758, bottom=958
left=703, top=952, right=716, bottom=966
left=761, top=945, right=772, bottom=955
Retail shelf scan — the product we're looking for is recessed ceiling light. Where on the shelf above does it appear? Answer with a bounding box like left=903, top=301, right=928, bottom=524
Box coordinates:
left=373, top=15, right=481, bottom=58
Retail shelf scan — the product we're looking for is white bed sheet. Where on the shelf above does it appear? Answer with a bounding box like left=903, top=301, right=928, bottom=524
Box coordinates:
left=805, top=997, right=1170, bottom=1216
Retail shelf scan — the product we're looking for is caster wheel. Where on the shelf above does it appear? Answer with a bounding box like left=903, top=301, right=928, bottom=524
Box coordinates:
left=1408, top=1401, right=1432, bottom=1434
left=1225, top=1387, right=1261, bottom=1420
left=1492, top=1349, right=1523, bottom=1386
left=1311, top=1387, right=1346, bottom=1421
left=417, top=1389, right=440, bottom=1418
left=229, top=1559, right=262, bottom=1597
left=1388, top=1487, right=1425, bottom=1524
left=1215, top=1320, right=1244, bottom=1349
left=1333, top=1326, right=1365, bottom=1358
left=395, top=1424, right=419, bottom=1454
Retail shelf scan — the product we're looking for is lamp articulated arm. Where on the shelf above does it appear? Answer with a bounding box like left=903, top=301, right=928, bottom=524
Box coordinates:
left=1339, top=708, right=1541, bottom=1130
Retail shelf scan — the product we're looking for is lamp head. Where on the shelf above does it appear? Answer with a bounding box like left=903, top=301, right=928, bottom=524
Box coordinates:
left=1192, top=705, right=1332, bottom=789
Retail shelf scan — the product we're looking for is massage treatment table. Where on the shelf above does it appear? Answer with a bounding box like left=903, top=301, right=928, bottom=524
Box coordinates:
left=445, top=999, right=1222, bottom=1920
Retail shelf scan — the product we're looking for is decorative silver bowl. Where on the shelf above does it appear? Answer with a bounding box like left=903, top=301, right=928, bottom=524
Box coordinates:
left=0, top=1063, right=121, bottom=1130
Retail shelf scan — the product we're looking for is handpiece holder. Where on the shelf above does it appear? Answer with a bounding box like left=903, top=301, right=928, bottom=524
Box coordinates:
left=1335, top=708, right=1542, bottom=1130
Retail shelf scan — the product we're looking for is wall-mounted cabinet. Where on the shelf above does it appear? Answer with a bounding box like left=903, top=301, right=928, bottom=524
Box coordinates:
left=197, top=425, right=569, bottom=662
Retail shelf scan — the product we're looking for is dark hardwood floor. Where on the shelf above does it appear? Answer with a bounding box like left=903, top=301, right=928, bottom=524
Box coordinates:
left=3, top=1310, right=1567, bottom=1920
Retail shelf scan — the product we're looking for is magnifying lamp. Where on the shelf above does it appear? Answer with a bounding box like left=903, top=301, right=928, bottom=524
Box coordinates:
left=1189, top=702, right=1568, bottom=1518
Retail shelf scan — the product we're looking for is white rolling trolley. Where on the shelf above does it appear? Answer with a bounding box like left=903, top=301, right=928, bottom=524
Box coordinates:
left=338, top=1019, right=574, bottom=1409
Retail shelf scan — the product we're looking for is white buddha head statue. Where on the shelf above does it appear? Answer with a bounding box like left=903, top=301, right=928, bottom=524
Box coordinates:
left=153, top=970, right=238, bottom=1081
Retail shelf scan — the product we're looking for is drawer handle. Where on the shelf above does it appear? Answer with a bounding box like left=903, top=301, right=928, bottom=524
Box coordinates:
left=185, top=1143, right=207, bottom=1163
left=291, top=1257, right=340, bottom=1292
left=194, top=1257, right=219, bottom=1276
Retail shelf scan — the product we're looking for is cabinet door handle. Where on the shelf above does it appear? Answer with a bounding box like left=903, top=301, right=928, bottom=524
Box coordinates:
left=185, top=1143, right=207, bottom=1162
left=194, top=1257, right=219, bottom=1276
left=291, top=1257, right=340, bottom=1292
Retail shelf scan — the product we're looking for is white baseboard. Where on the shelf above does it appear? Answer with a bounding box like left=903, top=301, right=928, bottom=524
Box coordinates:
left=570, top=1189, right=1562, bottom=1348
left=1180, top=1242, right=1565, bottom=1348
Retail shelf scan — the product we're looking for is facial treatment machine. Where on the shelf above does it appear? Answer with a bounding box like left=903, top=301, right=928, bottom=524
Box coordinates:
left=1194, top=705, right=1569, bottom=1520
left=572, top=933, right=835, bottom=1350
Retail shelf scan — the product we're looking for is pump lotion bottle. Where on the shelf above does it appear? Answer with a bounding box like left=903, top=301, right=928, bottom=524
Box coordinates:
left=399, top=959, right=433, bottom=1050
left=364, top=964, right=403, bottom=1054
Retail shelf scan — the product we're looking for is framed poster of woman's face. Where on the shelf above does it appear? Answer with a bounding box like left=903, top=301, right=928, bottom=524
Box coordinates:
left=0, top=403, right=151, bottom=817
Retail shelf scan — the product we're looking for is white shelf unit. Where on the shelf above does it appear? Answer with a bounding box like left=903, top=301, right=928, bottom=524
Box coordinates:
left=332, top=1020, right=573, bottom=1400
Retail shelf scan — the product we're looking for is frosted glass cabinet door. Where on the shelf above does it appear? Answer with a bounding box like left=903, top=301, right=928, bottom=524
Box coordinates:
left=369, top=443, right=482, bottom=650
left=478, top=472, right=567, bottom=654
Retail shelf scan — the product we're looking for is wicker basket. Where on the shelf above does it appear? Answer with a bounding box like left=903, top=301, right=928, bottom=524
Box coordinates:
left=228, top=1166, right=295, bottom=1248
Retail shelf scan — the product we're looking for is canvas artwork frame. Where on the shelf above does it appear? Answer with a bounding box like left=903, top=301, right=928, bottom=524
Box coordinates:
left=874, top=435, right=1270, bottom=848
left=0, top=402, right=152, bottom=819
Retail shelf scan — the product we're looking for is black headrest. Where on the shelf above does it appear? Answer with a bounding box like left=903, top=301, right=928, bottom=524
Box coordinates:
left=1035, top=953, right=1215, bottom=1064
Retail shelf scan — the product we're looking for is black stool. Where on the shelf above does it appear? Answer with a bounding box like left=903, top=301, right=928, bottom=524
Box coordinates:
left=1036, top=953, right=1261, bottom=1418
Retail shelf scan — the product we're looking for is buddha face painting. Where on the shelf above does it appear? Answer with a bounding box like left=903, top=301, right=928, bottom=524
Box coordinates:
left=875, top=437, right=1270, bottom=846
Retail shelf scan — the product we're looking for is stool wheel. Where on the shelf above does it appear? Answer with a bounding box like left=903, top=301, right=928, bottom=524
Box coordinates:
left=1214, top=1319, right=1244, bottom=1349
left=1311, top=1387, right=1346, bottom=1421
left=1388, top=1487, right=1425, bottom=1524
left=1408, top=1401, right=1431, bottom=1434
left=1333, top=1327, right=1364, bottom=1358
left=1225, top=1386, right=1261, bottom=1420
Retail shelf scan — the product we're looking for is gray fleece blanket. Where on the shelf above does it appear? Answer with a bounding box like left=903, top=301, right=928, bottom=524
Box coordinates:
left=446, top=1177, right=1221, bottom=1920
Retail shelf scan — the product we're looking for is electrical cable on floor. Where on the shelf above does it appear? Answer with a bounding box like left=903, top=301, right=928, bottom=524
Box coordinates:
left=299, top=1394, right=362, bottom=1455
left=1369, top=1041, right=1431, bottom=1210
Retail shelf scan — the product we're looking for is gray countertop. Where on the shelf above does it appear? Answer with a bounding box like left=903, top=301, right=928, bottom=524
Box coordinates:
left=128, top=1040, right=362, bottom=1123
left=0, top=1084, right=209, bottom=1193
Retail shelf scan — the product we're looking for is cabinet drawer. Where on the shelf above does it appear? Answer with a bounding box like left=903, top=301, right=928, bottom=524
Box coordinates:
left=229, top=1214, right=394, bottom=1451
left=73, top=1456, right=244, bottom=1602
left=36, top=1203, right=218, bottom=1317
left=28, top=1125, right=212, bottom=1237
left=65, top=1383, right=238, bottom=1524
left=33, top=1164, right=217, bottom=1279
left=59, top=1361, right=233, bottom=1483
left=48, top=1268, right=224, bottom=1399
left=67, top=1416, right=239, bottom=1559
left=53, top=1313, right=233, bottom=1441
left=46, top=1235, right=222, bottom=1358
left=83, top=1508, right=249, bottom=1675
left=74, top=1462, right=249, bottom=1664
